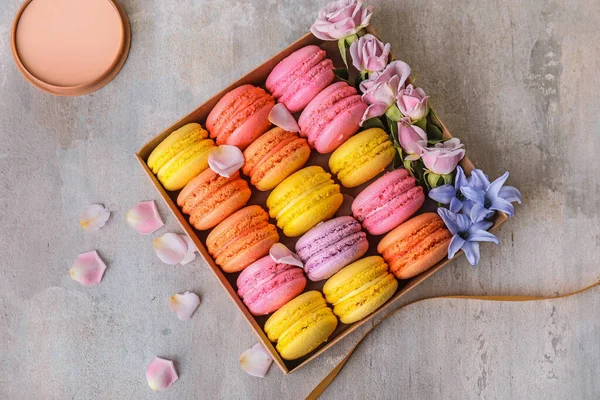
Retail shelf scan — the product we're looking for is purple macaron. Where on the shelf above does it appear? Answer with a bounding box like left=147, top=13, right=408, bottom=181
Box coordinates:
left=295, top=216, right=369, bottom=281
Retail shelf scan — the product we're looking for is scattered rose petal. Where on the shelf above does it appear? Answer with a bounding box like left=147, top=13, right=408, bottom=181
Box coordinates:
left=146, top=357, right=178, bottom=392
left=69, top=250, right=107, bottom=286
left=126, top=201, right=164, bottom=235
left=268, top=103, right=300, bottom=132
left=179, top=234, right=198, bottom=265
left=153, top=233, right=188, bottom=265
left=269, top=243, right=303, bottom=268
left=80, top=204, right=110, bottom=232
left=335, top=194, right=355, bottom=217
left=240, top=343, right=273, bottom=378
left=208, top=145, right=244, bottom=178
left=169, top=292, right=200, bottom=321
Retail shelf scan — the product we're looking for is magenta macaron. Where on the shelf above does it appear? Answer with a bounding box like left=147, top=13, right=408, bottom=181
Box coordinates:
left=298, top=81, right=367, bottom=154
left=352, top=169, right=425, bottom=235
left=266, top=45, right=334, bottom=113
left=236, top=256, right=307, bottom=316
left=295, top=216, right=369, bottom=281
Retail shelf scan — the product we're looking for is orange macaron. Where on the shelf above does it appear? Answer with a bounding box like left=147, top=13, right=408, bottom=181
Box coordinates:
left=177, top=168, right=251, bottom=231
left=377, top=213, right=452, bottom=279
left=206, top=205, right=279, bottom=273
left=242, top=127, right=311, bottom=191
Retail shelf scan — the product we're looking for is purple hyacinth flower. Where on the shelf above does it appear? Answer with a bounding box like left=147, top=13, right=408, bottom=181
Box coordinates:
left=438, top=208, right=499, bottom=266
left=461, top=170, right=522, bottom=223
left=428, top=166, right=473, bottom=213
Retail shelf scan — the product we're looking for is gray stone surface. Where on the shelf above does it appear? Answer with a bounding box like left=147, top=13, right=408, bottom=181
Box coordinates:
left=1, top=0, right=599, bottom=399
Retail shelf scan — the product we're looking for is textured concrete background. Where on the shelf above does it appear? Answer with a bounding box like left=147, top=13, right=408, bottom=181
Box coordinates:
left=1, top=0, right=599, bottom=399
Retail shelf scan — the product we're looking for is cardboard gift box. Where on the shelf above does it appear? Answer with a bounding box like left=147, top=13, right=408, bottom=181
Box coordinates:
left=136, top=27, right=508, bottom=374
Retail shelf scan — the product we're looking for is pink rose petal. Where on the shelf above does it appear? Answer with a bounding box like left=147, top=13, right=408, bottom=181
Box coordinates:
left=208, top=145, right=245, bottom=178
left=146, top=357, right=178, bottom=392
left=269, top=243, right=303, bottom=268
left=80, top=204, right=110, bottom=232
left=126, top=201, right=164, bottom=235
left=169, top=292, right=200, bottom=321
left=240, top=343, right=273, bottom=378
left=69, top=250, right=107, bottom=286
left=153, top=233, right=188, bottom=265
left=179, top=234, right=198, bottom=266
left=268, top=103, right=300, bottom=132
left=334, top=194, right=355, bottom=217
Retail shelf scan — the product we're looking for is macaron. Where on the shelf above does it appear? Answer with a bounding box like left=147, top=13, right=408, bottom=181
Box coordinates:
left=266, top=45, right=334, bottom=113
left=296, top=216, right=369, bottom=281
left=298, top=82, right=368, bottom=154
left=267, top=166, right=343, bottom=237
left=176, top=168, right=251, bottom=230
left=236, top=256, right=307, bottom=316
left=147, top=123, right=215, bottom=191
left=263, top=291, right=338, bottom=360
left=352, top=169, right=425, bottom=235
left=206, top=206, right=279, bottom=273
left=206, top=84, right=275, bottom=149
left=378, top=213, right=452, bottom=279
left=242, top=127, right=311, bottom=191
left=323, top=256, right=398, bottom=324
left=329, top=127, right=396, bottom=188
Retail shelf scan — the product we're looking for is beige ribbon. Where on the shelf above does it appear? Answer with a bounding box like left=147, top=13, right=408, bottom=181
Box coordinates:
left=306, top=280, right=600, bottom=400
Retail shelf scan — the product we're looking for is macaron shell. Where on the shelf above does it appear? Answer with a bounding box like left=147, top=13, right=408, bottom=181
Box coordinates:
left=206, top=205, right=267, bottom=255
left=276, top=308, right=338, bottom=360
left=323, top=256, right=389, bottom=304
left=253, top=139, right=311, bottom=191
left=334, top=274, right=397, bottom=324
left=264, top=290, right=326, bottom=342
left=156, top=139, right=214, bottom=191
left=305, top=233, right=369, bottom=281
left=218, top=225, right=279, bottom=273
left=362, top=186, right=425, bottom=235
left=280, top=59, right=334, bottom=113
left=312, top=98, right=368, bottom=154
left=267, top=166, right=331, bottom=217
left=246, top=271, right=307, bottom=316
left=177, top=169, right=238, bottom=212
left=378, top=213, right=452, bottom=279
left=280, top=191, right=343, bottom=237
left=189, top=181, right=251, bottom=230
left=221, top=99, right=274, bottom=149
left=266, top=46, right=324, bottom=93
left=329, top=128, right=395, bottom=188
left=147, top=123, right=208, bottom=173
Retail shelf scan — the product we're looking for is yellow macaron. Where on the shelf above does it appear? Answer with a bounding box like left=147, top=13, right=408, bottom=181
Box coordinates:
left=328, top=127, right=396, bottom=188
left=323, top=256, right=398, bottom=324
left=264, top=291, right=338, bottom=360
left=267, top=166, right=343, bottom=237
left=147, top=123, right=215, bottom=191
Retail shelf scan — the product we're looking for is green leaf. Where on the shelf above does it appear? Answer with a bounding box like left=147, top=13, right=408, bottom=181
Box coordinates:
left=414, top=117, right=427, bottom=131
left=362, top=117, right=386, bottom=130
left=345, top=34, right=358, bottom=46
left=334, top=68, right=349, bottom=82
left=385, top=104, right=402, bottom=122
left=426, top=120, right=443, bottom=140
left=338, top=38, right=348, bottom=69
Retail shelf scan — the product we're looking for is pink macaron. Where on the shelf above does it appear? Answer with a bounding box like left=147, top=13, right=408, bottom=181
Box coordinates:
left=298, top=82, right=367, bottom=154
left=352, top=169, right=425, bottom=235
left=266, top=45, right=334, bottom=113
left=236, top=256, right=307, bottom=316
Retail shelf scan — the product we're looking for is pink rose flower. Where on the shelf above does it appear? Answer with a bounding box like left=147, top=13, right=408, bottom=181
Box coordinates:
left=397, top=84, right=429, bottom=122
left=359, top=60, right=411, bottom=124
left=359, top=60, right=411, bottom=93
left=311, top=0, right=374, bottom=41
left=419, top=138, right=465, bottom=175
left=398, top=117, right=427, bottom=161
left=349, top=34, right=391, bottom=74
